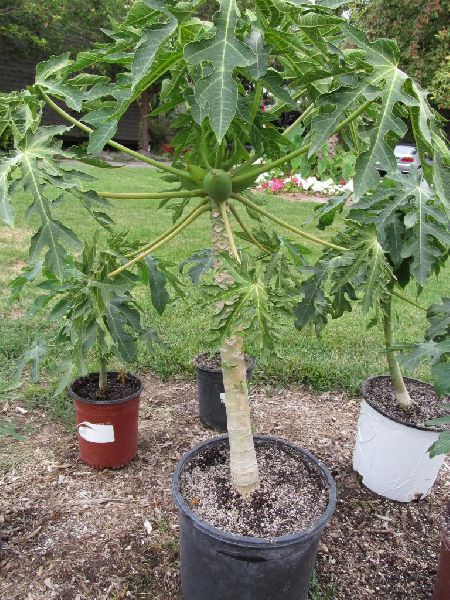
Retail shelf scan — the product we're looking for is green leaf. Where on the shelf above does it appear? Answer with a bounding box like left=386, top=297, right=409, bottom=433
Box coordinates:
left=343, top=25, right=418, bottom=198
left=425, top=297, right=450, bottom=341
left=295, top=254, right=353, bottom=333
left=145, top=256, right=170, bottom=314
left=185, top=0, right=255, bottom=140
left=314, top=195, right=347, bottom=230
left=21, top=155, right=81, bottom=277
left=432, top=363, right=450, bottom=397
left=400, top=180, right=450, bottom=285
left=247, top=29, right=268, bottom=79
left=260, top=70, right=297, bottom=107
left=434, top=153, right=450, bottom=215
left=10, top=261, right=43, bottom=302
left=351, top=174, right=450, bottom=285
left=180, top=249, right=214, bottom=283
left=428, top=431, right=450, bottom=458
left=0, top=154, right=21, bottom=225
left=1, top=339, right=48, bottom=392
left=104, top=300, right=138, bottom=363
left=332, top=225, right=393, bottom=315
left=132, top=20, right=178, bottom=91
left=310, top=85, right=365, bottom=155
left=35, top=54, right=83, bottom=111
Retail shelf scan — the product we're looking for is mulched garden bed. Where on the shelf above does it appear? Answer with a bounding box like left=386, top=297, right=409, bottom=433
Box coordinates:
left=1, top=375, right=448, bottom=599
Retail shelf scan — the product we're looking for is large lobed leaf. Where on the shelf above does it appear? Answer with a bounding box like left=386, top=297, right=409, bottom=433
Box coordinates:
left=184, top=0, right=256, bottom=140
left=351, top=174, right=450, bottom=286
left=343, top=25, right=418, bottom=198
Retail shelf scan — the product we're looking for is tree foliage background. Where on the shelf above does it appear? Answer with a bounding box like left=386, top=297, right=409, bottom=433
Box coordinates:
left=352, top=0, right=450, bottom=110
left=0, top=0, right=131, bottom=53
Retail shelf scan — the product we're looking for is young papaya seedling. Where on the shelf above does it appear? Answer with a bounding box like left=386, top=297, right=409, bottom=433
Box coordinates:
left=3, top=243, right=156, bottom=397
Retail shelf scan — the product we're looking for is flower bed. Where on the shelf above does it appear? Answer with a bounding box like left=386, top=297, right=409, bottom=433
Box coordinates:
left=256, top=172, right=353, bottom=196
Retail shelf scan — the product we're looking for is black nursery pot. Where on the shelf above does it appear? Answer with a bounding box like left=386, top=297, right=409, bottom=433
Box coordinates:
left=173, top=435, right=337, bottom=600
left=194, top=354, right=256, bottom=432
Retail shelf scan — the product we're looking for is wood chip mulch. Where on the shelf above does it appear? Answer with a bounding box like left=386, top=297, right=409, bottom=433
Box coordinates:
left=0, top=375, right=448, bottom=599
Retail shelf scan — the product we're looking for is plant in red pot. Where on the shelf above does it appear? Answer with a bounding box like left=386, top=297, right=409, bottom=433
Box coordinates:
left=3, top=243, right=157, bottom=469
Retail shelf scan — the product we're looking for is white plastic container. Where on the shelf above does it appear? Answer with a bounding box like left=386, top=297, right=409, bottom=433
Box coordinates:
left=353, top=398, right=446, bottom=503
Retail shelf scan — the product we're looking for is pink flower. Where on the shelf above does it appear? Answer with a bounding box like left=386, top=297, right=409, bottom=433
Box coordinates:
left=291, top=176, right=302, bottom=187
left=269, top=178, right=285, bottom=192
left=261, top=181, right=269, bottom=189
left=340, top=178, right=347, bottom=186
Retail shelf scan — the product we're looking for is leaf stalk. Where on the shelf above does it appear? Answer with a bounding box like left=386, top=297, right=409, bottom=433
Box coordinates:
left=233, top=193, right=347, bottom=253
left=37, top=88, right=190, bottom=180
left=109, top=204, right=209, bottom=277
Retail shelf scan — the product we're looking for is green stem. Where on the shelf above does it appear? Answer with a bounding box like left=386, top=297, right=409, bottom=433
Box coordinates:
left=98, top=352, right=108, bottom=393
left=250, top=83, right=263, bottom=125
left=233, top=193, right=347, bottom=253
left=219, top=202, right=241, bottom=263
left=230, top=153, right=257, bottom=175
left=391, top=288, right=427, bottom=312
left=228, top=203, right=269, bottom=253
left=200, top=122, right=213, bottom=168
left=232, top=99, right=373, bottom=185
left=97, top=189, right=206, bottom=200
left=109, top=205, right=209, bottom=277
left=38, top=89, right=189, bottom=180
left=283, top=104, right=315, bottom=138
left=382, top=288, right=413, bottom=409
left=215, top=139, right=226, bottom=168
left=127, top=200, right=209, bottom=258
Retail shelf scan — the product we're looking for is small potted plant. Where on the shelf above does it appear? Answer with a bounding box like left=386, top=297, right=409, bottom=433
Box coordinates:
left=0, top=0, right=446, bottom=596
left=298, top=173, right=449, bottom=502
left=4, top=244, right=153, bottom=469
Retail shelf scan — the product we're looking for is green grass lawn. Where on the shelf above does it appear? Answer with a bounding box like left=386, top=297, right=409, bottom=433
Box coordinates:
left=0, top=164, right=447, bottom=418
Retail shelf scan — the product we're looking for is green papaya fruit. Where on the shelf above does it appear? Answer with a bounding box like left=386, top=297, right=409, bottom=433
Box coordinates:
left=203, top=169, right=233, bottom=202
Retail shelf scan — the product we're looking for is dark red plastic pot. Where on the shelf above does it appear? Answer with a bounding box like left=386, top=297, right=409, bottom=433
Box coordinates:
left=173, top=435, right=337, bottom=600
left=69, top=372, right=142, bottom=469
left=433, top=501, right=450, bottom=600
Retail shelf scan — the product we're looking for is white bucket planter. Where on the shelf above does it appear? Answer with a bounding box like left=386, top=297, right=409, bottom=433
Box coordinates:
left=353, top=378, right=446, bottom=503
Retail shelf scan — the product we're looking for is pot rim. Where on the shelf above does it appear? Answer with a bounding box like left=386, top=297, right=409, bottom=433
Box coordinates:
left=193, top=353, right=257, bottom=374
left=173, top=434, right=337, bottom=548
left=69, top=371, right=143, bottom=406
left=361, top=375, right=449, bottom=433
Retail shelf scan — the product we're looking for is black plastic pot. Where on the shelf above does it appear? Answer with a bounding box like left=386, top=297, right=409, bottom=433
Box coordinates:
left=173, top=435, right=337, bottom=600
left=194, top=354, right=256, bottom=432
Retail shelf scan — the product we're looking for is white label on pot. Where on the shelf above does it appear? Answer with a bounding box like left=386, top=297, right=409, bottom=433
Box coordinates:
left=78, top=422, right=115, bottom=444
left=220, top=393, right=226, bottom=405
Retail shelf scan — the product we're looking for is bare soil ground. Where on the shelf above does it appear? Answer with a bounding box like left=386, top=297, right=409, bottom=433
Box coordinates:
left=1, top=375, right=448, bottom=600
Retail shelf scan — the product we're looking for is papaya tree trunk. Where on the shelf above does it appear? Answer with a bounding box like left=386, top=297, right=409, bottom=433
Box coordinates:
left=210, top=198, right=260, bottom=497
left=382, top=287, right=413, bottom=409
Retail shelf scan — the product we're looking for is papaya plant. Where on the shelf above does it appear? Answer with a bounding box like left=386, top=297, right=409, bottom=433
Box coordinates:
left=0, top=0, right=448, bottom=497
left=398, top=297, right=450, bottom=455
left=3, top=243, right=157, bottom=397
left=299, top=171, right=449, bottom=409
